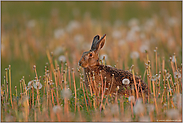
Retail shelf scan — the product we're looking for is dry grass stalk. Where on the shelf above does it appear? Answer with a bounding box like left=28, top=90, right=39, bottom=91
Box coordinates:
left=81, top=80, right=88, bottom=111
left=72, top=68, right=77, bottom=112
left=132, top=68, right=139, bottom=99
left=8, top=65, right=13, bottom=109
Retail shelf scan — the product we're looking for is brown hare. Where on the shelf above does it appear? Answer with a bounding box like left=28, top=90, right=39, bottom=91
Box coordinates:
left=79, top=34, right=150, bottom=98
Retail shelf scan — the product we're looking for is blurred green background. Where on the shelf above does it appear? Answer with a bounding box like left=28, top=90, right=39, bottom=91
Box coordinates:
left=1, top=1, right=182, bottom=94
left=2, top=1, right=181, bottom=22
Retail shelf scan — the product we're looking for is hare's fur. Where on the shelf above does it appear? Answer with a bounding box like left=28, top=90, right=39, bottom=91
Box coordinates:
left=79, top=34, right=150, bottom=97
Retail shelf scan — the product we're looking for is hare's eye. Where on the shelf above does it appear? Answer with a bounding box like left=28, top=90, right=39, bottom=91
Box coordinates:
left=89, top=53, right=92, bottom=57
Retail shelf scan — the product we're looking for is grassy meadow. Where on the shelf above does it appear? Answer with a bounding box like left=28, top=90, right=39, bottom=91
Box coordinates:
left=1, top=1, right=182, bottom=122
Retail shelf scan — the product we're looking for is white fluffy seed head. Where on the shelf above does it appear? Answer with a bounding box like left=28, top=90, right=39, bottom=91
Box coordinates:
left=58, top=55, right=66, bottom=62
left=146, top=104, right=155, bottom=112
left=33, top=80, right=42, bottom=90
left=134, top=98, right=144, bottom=115
left=122, top=78, right=130, bottom=85
left=28, top=80, right=34, bottom=88
left=53, top=46, right=64, bottom=56
left=139, top=44, right=149, bottom=53
left=128, top=96, right=135, bottom=103
left=166, top=109, right=180, bottom=120
left=52, top=105, right=62, bottom=113
left=61, top=88, right=72, bottom=99
left=174, top=71, right=181, bottom=79
left=54, top=28, right=65, bottom=39
left=130, top=51, right=139, bottom=59
left=100, top=54, right=108, bottom=61
left=173, top=93, right=182, bottom=109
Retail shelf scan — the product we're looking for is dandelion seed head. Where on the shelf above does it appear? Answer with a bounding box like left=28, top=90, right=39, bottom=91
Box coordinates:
left=61, top=88, right=72, bottom=99
left=52, top=105, right=62, bottom=113
left=27, top=20, right=36, bottom=28
left=33, top=80, right=42, bottom=90
left=146, top=104, right=155, bottom=112
left=128, top=18, right=139, bottom=27
left=126, top=30, right=137, bottom=42
left=118, top=39, right=126, bottom=46
left=26, top=86, right=30, bottom=91
left=168, top=17, right=179, bottom=26
left=151, top=74, right=160, bottom=81
left=140, top=33, right=146, bottom=39
left=166, top=73, right=171, bottom=79
left=54, top=28, right=65, bottom=39
left=28, top=80, right=34, bottom=88
left=171, top=55, right=176, bottom=63
left=53, top=46, right=64, bottom=56
left=58, top=55, right=66, bottom=62
left=66, top=20, right=80, bottom=33
left=146, top=19, right=155, bottom=27
left=74, top=34, right=84, bottom=43
left=122, top=78, right=130, bottom=85
left=128, top=96, right=135, bottom=103
left=174, top=71, right=181, bottom=79
left=130, top=51, right=139, bottom=59
left=168, top=88, right=173, bottom=92
left=134, top=98, right=144, bottom=115
left=166, top=109, right=180, bottom=120
left=173, top=93, right=182, bottom=109
left=131, top=26, right=140, bottom=32
left=112, top=30, right=121, bottom=39
left=100, top=54, right=108, bottom=61
left=139, top=44, right=149, bottom=53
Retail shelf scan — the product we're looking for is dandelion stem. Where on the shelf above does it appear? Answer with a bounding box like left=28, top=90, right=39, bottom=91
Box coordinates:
left=81, top=80, right=88, bottom=112
left=84, top=83, right=92, bottom=108
left=152, top=80, right=158, bottom=114
left=100, top=75, right=106, bottom=112
left=51, top=88, right=55, bottom=107
left=108, top=74, right=114, bottom=94
left=155, top=47, right=158, bottom=74
left=132, top=68, right=139, bottom=99
left=77, top=103, right=82, bottom=121
left=54, top=70, right=59, bottom=105
left=32, top=86, right=34, bottom=108
left=72, top=68, right=77, bottom=112
left=8, top=65, right=13, bottom=109
left=68, top=67, right=71, bottom=89
left=46, top=50, right=54, bottom=79
left=63, top=71, right=69, bottom=117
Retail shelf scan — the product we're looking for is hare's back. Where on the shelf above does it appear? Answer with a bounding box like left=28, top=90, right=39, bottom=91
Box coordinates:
left=98, top=65, right=150, bottom=96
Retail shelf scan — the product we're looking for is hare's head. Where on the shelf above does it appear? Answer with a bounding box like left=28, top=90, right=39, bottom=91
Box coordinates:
left=79, top=34, right=106, bottom=68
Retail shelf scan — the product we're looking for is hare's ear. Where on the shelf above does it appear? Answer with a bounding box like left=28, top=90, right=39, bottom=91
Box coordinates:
left=91, top=35, right=100, bottom=50
left=95, top=34, right=106, bottom=53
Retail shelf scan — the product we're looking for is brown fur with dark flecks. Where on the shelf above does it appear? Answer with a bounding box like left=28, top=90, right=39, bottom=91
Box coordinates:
left=79, top=34, right=151, bottom=98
